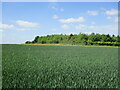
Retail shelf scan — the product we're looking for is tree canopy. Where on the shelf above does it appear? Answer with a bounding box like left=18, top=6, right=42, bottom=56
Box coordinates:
left=25, top=33, right=120, bottom=46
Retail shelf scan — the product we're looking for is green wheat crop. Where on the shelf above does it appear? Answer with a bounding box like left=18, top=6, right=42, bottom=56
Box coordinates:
left=2, top=44, right=118, bottom=88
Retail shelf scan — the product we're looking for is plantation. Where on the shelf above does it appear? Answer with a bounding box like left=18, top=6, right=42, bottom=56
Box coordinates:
left=2, top=44, right=118, bottom=88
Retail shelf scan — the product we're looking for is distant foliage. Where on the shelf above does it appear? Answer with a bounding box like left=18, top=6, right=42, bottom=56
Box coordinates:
left=26, top=33, right=120, bottom=46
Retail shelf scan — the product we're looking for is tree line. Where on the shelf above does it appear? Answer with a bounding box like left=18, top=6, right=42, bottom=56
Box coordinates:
left=25, top=33, right=120, bottom=46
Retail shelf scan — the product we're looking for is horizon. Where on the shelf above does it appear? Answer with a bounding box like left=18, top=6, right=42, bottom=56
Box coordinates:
left=1, top=32, right=119, bottom=44
left=0, top=2, right=118, bottom=44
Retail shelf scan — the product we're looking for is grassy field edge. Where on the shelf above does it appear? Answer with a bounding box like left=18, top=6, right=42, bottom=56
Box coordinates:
left=22, top=44, right=119, bottom=48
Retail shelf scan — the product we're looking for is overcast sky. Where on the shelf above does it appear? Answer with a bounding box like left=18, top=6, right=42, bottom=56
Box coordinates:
left=0, top=2, right=118, bottom=44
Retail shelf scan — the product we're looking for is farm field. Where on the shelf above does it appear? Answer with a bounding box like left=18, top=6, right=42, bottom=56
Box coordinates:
left=2, top=44, right=118, bottom=88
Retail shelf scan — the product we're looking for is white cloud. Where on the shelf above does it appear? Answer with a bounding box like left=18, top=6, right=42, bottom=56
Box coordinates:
left=61, top=24, right=70, bottom=29
left=48, top=0, right=58, bottom=2
left=51, top=6, right=58, bottom=11
left=0, top=24, right=14, bottom=29
left=89, top=25, right=97, bottom=29
left=91, top=21, right=96, bottom=25
left=87, top=11, right=99, bottom=16
left=88, top=24, right=118, bottom=35
left=100, top=8, right=107, bottom=11
left=114, top=17, right=118, bottom=22
left=107, top=16, right=112, bottom=20
left=75, top=24, right=86, bottom=29
left=60, top=8, right=64, bottom=12
left=53, top=15, right=59, bottom=19
left=51, top=28, right=57, bottom=31
left=16, top=28, right=33, bottom=31
left=51, top=4, right=64, bottom=12
left=89, top=24, right=117, bottom=30
left=59, top=17, right=85, bottom=23
left=16, top=20, right=38, bottom=27
left=84, top=32, right=92, bottom=35
left=74, top=24, right=118, bottom=35
left=105, top=9, right=118, bottom=15
left=0, top=30, right=3, bottom=32
left=107, top=16, right=118, bottom=22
